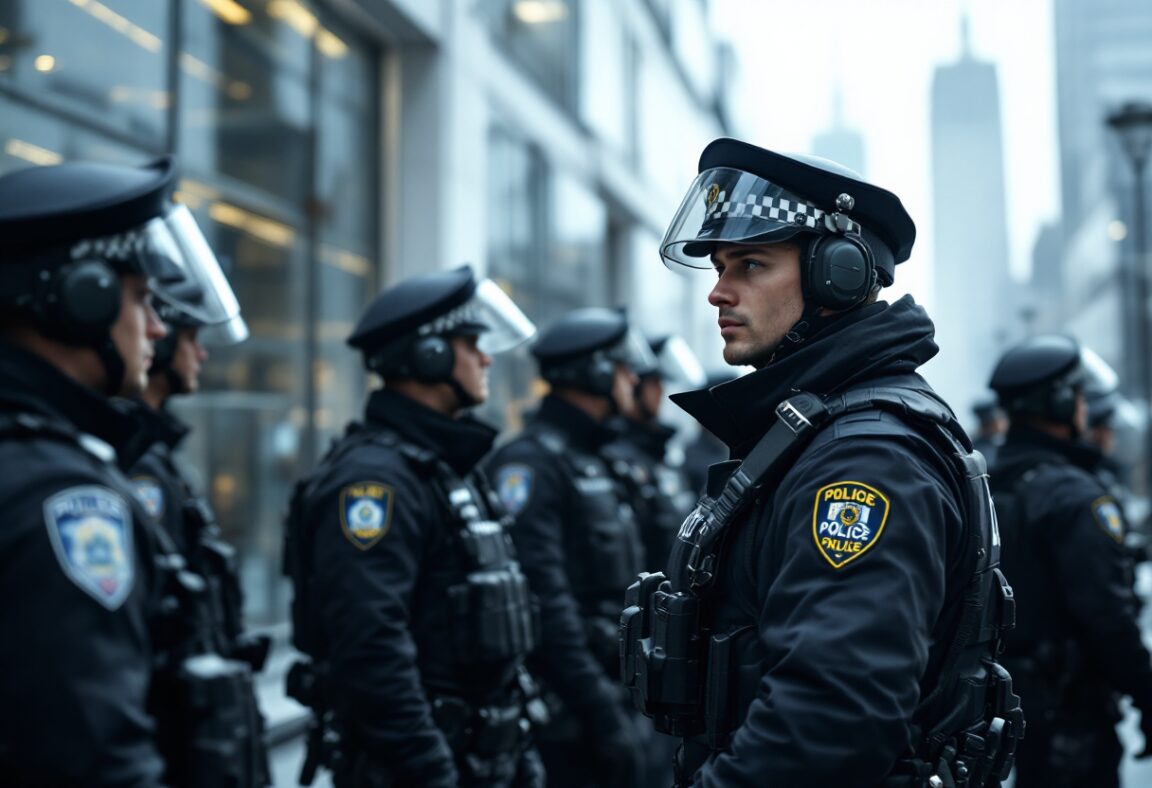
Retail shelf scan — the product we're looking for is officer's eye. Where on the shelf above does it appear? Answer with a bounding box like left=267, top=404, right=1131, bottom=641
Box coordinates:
left=742, top=259, right=764, bottom=271
left=712, top=264, right=725, bottom=278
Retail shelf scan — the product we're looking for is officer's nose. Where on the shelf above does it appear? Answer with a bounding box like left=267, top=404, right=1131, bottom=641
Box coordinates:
left=708, top=275, right=736, bottom=308
left=146, top=302, right=167, bottom=340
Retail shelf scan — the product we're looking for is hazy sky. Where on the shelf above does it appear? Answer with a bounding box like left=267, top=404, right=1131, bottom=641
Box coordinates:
left=710, top=0, right=1060, bottom=312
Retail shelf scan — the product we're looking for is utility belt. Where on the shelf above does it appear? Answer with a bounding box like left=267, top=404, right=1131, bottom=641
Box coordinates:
left=289, top=659, right=547, bottom=786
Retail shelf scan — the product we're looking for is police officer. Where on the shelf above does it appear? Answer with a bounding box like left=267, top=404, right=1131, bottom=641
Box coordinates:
left=605, top=334, right=705, bottom=570
left=988, top=334, right=1152, bottom=788
left=283, top=266, right=544, bottom=788
left=0, top=158, right=253, bottom=785
left=486, top=308, right=656, bottom=788
left=971, top=393, right=1008, bottom=466
left=620, top=138, right=1022, bottom=787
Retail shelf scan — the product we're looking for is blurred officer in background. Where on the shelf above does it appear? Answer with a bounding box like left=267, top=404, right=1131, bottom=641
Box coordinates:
left=284, top=266, right=545, bottom=788
left=0, top=157, right=262, bottom=786
left=124, top=272, right=270, bottom=781
left=988, top=334, right=1152, bottom=788
left=621, top=138, right=1021, bottom=787
left=485, top=308, right=656, bottom=788
left=680, top=370, right=738, bottom=495
left=971, top=392, right=1008, bottom=466
left=605, top=334, right=705, bottom=569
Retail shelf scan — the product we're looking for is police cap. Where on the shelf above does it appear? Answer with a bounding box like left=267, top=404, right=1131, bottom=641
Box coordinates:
left=348, top=266, right=477, bottom=354
left=531, top=308, right=628, bottom=364
left=0, top=157, right=175, bottom=262
left=989, top=334, right=1081, bottom=396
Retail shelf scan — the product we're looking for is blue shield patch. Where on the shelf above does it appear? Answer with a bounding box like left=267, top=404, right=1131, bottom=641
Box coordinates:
left=131, top=476, right=165, bottom=520
left=1092, top=496, right=1125, bottom=543
left=43, top=486, right=134, bottom=610
left=340, top=482, right=394, bottom=551
left=495, top=464, right=534, bottom=516
left=811, top=480, right=890, bottom=569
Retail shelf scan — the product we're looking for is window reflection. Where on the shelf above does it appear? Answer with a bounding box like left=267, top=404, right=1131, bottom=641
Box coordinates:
left=482, top=0, right=578, bottom=112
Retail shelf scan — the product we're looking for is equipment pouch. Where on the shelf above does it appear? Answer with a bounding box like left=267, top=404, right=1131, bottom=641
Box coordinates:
left=703, top=624, right=757, bottom=749
left=449, top=567, right=536, bottom=662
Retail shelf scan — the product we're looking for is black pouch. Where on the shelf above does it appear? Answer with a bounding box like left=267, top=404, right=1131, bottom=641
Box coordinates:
left=703, top=624, right=756, bottom=749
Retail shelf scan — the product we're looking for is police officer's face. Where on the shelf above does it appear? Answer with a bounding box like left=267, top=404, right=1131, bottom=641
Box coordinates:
left=451, top=334, right=492, bottom=406
left=708, top=243, right=805, bottom=368
left=611, top=363, right=639, bottom=415
left=112, top=274, right=167, bottom=397
left=172, top=326, right=208, bottom=394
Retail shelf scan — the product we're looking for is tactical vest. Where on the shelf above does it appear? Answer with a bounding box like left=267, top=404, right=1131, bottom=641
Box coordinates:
left=620, top=389, right=1023, bottom=788
left=0, top=413, right=266, bottom=788
left=283, top=422, right=541, bottom=784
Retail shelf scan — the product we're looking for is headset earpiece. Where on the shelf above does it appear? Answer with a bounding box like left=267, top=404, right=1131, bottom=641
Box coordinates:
left=803, top=233, right=875, bottom=311
left=1048, top=380, right=1078, bottom=424
left=42, top=260, right=121, bottom=342
left=409, top=335, right=455, bottom=382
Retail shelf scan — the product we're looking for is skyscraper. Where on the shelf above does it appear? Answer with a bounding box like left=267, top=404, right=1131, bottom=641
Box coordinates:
left=926, top=16, right=1013, bottom=424
left=812, top=89, right=867, bottom=176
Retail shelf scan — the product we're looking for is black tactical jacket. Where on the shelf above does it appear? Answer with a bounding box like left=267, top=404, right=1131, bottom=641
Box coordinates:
left=670, top=297, right=973, bottom=787
left=0, top=341, right=164, bottom=787
left=991, top=424, right=1152, bottom=713
left=292, top=388, right=532, bottom=786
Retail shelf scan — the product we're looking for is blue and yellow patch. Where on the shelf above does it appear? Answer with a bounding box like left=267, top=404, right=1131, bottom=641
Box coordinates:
left=131, top=476, right=165, bottom=520
left=495, top=464, right=534, bottom=516
left=1091, top=496, right=1125, bottom=543
left=811, top=480, right=890, bottom=569
left=43, top=485, right=134, bottom=610
left=339, top=482, right=394, bottom=551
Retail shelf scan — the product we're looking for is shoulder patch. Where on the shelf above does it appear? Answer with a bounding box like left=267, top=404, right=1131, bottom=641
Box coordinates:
left=1091, top=496, right=1125, bottom=543
left=130, top=475, right=165, bottom=520
left=495, top=464, right=534, bottom=516
left=339, top=482, right=394, bottom=550
left=43, top=485, right=135, bottom=610
left=811, top=480, right=890, bottom=569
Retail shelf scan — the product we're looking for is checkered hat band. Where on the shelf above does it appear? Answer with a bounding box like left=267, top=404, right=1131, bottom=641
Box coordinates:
left=418, top=299, right=485, bottom=336
left=706, top=192, right=860, bottom=234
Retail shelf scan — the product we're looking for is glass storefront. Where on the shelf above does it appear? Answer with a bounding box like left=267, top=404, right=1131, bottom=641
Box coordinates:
left=0, top=0, right=380, bottom=627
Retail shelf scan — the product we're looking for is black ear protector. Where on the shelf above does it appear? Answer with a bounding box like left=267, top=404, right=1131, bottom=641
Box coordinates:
left=802, top=232, right=875, bottom=311
left=544, top=353, right=616, bottom=397
left=39, top=260, right=122, bottom=343
left=408, top=335, right=455, bottom=382
left=1046, top=376, right=1079, bottom=425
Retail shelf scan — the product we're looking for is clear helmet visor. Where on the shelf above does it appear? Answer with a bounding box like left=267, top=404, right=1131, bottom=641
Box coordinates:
left=1080, top=346, right=1119, bottom=399
left=661, top=167, right=842, bottom=270
left=144, top=204, right=248, bottom=345
left=604, top=326, right=658, bottom=373
left=423, top=278, right=536, bottom=354
left=653, top=335, right=707, bottom=390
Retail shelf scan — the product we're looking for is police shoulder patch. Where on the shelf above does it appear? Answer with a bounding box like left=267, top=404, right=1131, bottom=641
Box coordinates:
left=43, top=485, right=135, bottom=610
left=495, top=464, right=534, bottom=516
left=340, top=482, right=394, bottom=550
left=1091, top=496, right=1125, bottom=543
left=130, top=475, right=165, bottom=520
left=811, top=480, right=890, bottom=569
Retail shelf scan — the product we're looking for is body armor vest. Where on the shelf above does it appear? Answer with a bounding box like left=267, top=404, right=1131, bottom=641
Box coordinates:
left=620, top=389, right=1023, bottom=788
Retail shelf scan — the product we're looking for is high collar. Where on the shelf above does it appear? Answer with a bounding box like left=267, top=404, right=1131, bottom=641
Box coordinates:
left=611, top=415, right=677, bottom=461
left=365, top=387, right=498, bottom=476
left=532, top=394, right=619, bottom=451
left=0, top=339, right=145, bottom=466
left=998, top=422, right=1101, bottom=474
left=672, top=296, right=939, bottom=455
left=117, top=398, right=190, bottom=452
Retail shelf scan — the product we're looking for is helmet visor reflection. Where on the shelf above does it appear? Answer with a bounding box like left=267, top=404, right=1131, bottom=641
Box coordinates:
left=423, top=278, right=536, bottom=355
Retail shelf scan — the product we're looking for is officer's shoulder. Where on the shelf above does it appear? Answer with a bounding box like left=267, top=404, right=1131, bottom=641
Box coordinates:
left=489, top=431, right=562, bottom=465
left=1025, top=460, right=1104, bottom=499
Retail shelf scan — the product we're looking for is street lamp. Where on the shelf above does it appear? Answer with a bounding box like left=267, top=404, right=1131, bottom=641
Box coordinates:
left=1107, top=100, right=1152, bottom=497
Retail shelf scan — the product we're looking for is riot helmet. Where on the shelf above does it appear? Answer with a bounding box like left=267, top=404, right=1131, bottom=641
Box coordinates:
left=661, top=139, right=916, bottom=313
left=988, top=334, right=1085, bottom=430
left=0, top=157, right=240, bottom=394
left=151, top=273, right=248, bottom=395
left=348, top=265, right=535, bottom=406
left=532, top=308, right=657, bottom=399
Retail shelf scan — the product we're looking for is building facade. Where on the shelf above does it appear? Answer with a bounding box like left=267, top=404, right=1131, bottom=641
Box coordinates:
left=0, top=0, right=735, bottom=732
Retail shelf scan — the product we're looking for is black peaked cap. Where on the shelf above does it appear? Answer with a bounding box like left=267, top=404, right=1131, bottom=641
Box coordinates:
left=348, top=265, right=477, bottom=351
left=989, top=334, right=1080, bottom=393
left=532, top=308, right=627, bottom=363
left=699, top=138, right=917, bottom=264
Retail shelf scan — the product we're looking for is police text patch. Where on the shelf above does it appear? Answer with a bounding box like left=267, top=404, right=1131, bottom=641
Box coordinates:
left=495, top=464, right=534, bottom=516
left=339, top=482, right=394, bottom=550
left=44, top=485, right=135, bottom=609
left=1091, top=496, right=1125, bottom=543
left=811, top=481, right=889, bottom=569
left=131, top=476, right=165, bottom=520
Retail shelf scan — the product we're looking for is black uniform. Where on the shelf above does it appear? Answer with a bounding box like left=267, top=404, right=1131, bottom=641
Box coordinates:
left=629, top=297, right=1019, bottom=786
left=0, top=341, right=165, bottom=786
left=487, top=394, right=647, bottom=787
left=605, top=417, right=696, bottom=572
left=992, top=424, right=1152, bottom=788
left=285, top=388, right=540, bottom=787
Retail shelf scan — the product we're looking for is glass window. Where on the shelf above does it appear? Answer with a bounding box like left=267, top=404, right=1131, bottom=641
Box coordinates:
left=0, top=0, right=169, bottom=148
left=481, top=0, right=578, bottom=113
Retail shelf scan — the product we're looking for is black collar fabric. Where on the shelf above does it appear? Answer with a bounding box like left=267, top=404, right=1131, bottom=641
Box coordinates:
left=118, top=398, right=190, bottom=452
left=613, top=416, right=677, bottom=461
left=0, top=339, right=144, bottom=464
left=532, top=394, right=618, bottom=452
left=997, top=422, right=1102, bottom=475
left=364, top=387, right=498, bottom=476
left=672, top=295, right=939, bottom=455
